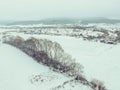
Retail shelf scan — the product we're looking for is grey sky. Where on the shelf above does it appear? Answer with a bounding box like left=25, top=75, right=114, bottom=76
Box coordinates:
left=0, top=0, right=120, bottom=20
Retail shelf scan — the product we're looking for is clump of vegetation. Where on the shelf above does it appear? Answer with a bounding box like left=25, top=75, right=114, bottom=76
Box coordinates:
left=3, top=35, right=83, bottom=77
left=115, top=31, right=120, bottom=43
left=90, top=79, right=107, bottom=90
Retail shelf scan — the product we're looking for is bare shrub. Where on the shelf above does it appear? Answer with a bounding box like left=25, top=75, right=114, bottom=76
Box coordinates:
left=90, top=79, right=107, bottom=90
left=115, top=31, right=120, bottom=43
left=3, top=35, right=25, bottom=47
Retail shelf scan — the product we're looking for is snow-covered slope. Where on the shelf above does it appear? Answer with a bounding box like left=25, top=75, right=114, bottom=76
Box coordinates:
left=38, top=35, right=120, bottom=90
left=14, top=34, right=120, bottom=90
left=42, top=35, right=120, bottom=90
left=0, top=44, right=92, bottom=90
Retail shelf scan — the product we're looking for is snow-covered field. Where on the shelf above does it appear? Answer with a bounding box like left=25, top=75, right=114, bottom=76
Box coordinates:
left=0, top=24, right=120, bottom=90
left=38, top=35, right=120, bottom=90
left=12, top=33, right=120, bottom=90
left=1, top=23, right=119, bottom=45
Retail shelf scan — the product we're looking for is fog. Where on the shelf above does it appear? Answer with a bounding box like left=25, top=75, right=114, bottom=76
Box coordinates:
left=0, top=0, right=120, bottom=20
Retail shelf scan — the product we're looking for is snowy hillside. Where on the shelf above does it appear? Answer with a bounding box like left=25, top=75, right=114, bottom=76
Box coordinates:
left=9, top=34, right=120, bottom=90
left=36, top=35, right=120, bottom=90
left=0, top=44, right=94, bottom=90
left=0, top=23, right=120, bottom=90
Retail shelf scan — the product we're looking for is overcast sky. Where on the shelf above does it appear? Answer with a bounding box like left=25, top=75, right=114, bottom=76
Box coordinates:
left=0, top=0, right=120, bottom=20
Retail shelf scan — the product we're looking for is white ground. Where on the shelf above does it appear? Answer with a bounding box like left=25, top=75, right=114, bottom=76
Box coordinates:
left=14, top=33, right=120, bottom=90
left=0, top=44, right=92, bottom=90
left=1, top=27, right=120, bottom=90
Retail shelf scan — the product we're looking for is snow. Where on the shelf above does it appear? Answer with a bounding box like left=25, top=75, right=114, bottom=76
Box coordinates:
left=1, top=23, right=120, bottom=90
left=86, top=23, right=120, bottom=31
left=0, top=44, right=66, bottom=90
left=0, top=44, right=92, bottom=90
left=14, top=34, right=120, bottom=90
